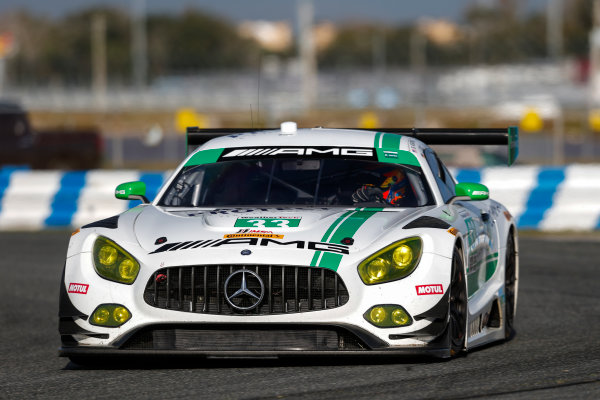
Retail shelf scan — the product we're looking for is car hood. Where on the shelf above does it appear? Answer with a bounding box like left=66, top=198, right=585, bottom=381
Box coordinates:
left=133, top=206, right=435, bottom=256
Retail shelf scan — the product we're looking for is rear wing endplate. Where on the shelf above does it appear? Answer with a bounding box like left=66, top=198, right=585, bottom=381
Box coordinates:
left=186, top=126, right=519, bottom=166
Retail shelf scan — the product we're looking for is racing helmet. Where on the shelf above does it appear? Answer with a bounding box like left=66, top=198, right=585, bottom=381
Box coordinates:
left=380, top=169, right=409, bottom=205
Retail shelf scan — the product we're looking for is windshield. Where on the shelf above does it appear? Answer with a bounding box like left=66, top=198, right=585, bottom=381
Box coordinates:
left=158, top=158, right=434, bottom=208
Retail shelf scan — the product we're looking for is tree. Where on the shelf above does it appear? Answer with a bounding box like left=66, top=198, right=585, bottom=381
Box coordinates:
left=148, top=10, right=260, bottom=76
left=4, top=7, right=260, bottom=86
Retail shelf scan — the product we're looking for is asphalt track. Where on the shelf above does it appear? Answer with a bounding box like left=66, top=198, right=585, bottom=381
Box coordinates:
left=0, top=231, right=598, bottom=400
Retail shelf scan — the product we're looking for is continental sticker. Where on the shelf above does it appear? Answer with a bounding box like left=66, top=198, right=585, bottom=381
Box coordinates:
left=224, top=233, right=284, bottom=239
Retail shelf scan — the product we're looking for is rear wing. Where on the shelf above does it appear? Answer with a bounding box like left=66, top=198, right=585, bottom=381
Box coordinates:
left=186, top=126, right=519, bottom=166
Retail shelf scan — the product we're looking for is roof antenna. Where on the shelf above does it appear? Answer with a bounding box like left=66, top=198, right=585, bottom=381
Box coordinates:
left=249, top=52, right=262, bottom=130
left=256, top=52, right=262, bottom=127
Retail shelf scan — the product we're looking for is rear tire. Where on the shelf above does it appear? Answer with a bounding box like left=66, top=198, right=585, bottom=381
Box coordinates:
left=504, top=234, right=517, bottom=339
left=449, top=247, right=467, bottom=356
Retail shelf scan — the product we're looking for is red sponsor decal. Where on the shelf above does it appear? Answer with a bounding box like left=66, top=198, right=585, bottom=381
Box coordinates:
left=68, top=283, right=89, bottom=294
left=416, top=284, right=443, bottom=296
left=236, top=229, right=274, bottom=234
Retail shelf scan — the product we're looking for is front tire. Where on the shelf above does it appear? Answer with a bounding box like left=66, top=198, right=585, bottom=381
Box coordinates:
left=504, top=234, right=517, bottom=339
left=449, top=247, right=467, bottom=356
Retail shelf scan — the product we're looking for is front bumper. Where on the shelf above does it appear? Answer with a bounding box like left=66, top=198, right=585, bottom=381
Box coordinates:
left=60, top=241, right=453, bottom=359
left=60, top=275, right=453, bottom=359
left=59, top=322, right=453, bottom=359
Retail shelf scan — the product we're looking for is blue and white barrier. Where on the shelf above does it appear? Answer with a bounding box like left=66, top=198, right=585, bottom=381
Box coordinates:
left=0, top=168, right=170, bottom=230
left=0, top=165, right=599, bottom=231
left=451, top=165, right=600, bottom=231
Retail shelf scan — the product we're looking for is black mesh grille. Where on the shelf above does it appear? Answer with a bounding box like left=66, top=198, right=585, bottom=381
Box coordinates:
left=143, top=265, right=349, bottom=315
left=121, top=325, right=367, bottom=351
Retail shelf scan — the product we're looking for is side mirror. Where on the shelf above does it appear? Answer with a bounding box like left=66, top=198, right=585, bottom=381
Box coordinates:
left=455, top=182, right=489, bottom=201
left=115, top=181, right=149, bottom=204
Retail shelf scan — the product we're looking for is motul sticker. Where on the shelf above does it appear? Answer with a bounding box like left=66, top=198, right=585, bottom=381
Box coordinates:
left=416, top=284, right=443, bottom=295
left=68, top=283, right=89, bottom=294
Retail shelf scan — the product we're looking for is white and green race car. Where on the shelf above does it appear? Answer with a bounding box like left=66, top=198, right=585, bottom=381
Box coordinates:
left=59, top=123, right=519, bottom=361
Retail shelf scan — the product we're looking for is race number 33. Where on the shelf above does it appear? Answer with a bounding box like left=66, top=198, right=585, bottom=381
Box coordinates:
left=234, top=218, right=301, bottom=228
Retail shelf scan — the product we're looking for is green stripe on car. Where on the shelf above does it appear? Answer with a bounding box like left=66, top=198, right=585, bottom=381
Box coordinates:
left=309, top=210, right=354, bottom=267
left=381, top=133, right=401, bottom=149
left=184, top=148, right=224, bottom=166
left=311, top=208, right=382, bottom=271
left=374, top=131, right=382, bottom=148
left=372, top=132, right=420, bottom=166
left=485, top=252, right=499, bottom=280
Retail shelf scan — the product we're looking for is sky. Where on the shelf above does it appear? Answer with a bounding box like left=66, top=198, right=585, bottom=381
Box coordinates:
left=0, top=0, right=547, bottom=23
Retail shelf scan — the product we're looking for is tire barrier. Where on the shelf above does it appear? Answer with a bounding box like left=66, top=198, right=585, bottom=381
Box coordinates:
left=0, top=165, right=599, bottom=230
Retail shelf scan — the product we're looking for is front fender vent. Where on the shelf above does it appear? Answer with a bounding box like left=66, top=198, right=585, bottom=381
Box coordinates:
left=82, top=215, right=119, bottom=229
left=403, top=216, right=450, bottom=230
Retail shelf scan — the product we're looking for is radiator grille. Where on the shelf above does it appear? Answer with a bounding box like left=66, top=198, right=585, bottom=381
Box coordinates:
left=121, top=325, right=367, bottom=351
left=143, top=265, right=349, bottom=315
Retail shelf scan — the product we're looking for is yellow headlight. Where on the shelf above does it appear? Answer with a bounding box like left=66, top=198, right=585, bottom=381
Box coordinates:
left=93, top=236, right=140, bottom=284
left=92, top=307, right=110, bottom=324
left=118, top=259, right=136, bottom=280
left=357, top=237, right=422, bottom=285
left=370, top=307, right=387, bottom=324
left=392, top=245, right=413, bottom=268
left=367, top=258, right=389, bottom=281
left=98, top=245, right=117, bottom=266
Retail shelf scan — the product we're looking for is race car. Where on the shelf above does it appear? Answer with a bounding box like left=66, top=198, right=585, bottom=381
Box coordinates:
left=59, top=122, right=519, bottom=362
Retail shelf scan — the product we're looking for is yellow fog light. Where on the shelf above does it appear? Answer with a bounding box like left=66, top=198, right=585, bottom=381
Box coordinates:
left=89, top=304, right=132, bottom=327
left=367, top=258, right=389, bottom=281
left=391, top=308, right=410, bottom=326
left=392, top=245, right=413, bottom=268
left=113, top=307, right=131, bottom=324
left=364, top=305, right=413, bottom=328
left=370, top=307, right=387, bottom=324
left=358, top=237, right=422, bottom=285
left=98, top=245, right=117, bottom=266
left=92, top=307, right=110, bottom=325
left=93, top=236, right=140, bottom=284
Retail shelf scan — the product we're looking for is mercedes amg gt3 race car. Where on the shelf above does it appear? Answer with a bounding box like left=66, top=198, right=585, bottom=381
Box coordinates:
left=59, top=122, right=519, bottom=362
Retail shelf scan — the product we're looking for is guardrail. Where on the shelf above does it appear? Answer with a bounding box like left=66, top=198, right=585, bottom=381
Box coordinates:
left=1, top=165, right=599, bottom=231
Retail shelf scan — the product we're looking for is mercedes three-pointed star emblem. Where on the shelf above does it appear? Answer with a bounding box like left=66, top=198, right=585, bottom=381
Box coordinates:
left=224, top=269, right=265, bottom=311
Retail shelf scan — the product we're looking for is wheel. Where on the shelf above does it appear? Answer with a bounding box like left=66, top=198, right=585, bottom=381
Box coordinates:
left=504, top=234, right=517, bottom=339
left=449, top=247, right=467, bottom=356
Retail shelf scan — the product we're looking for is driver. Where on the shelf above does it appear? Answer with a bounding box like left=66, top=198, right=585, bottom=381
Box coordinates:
left=352, top=168, right=410, bottom=205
